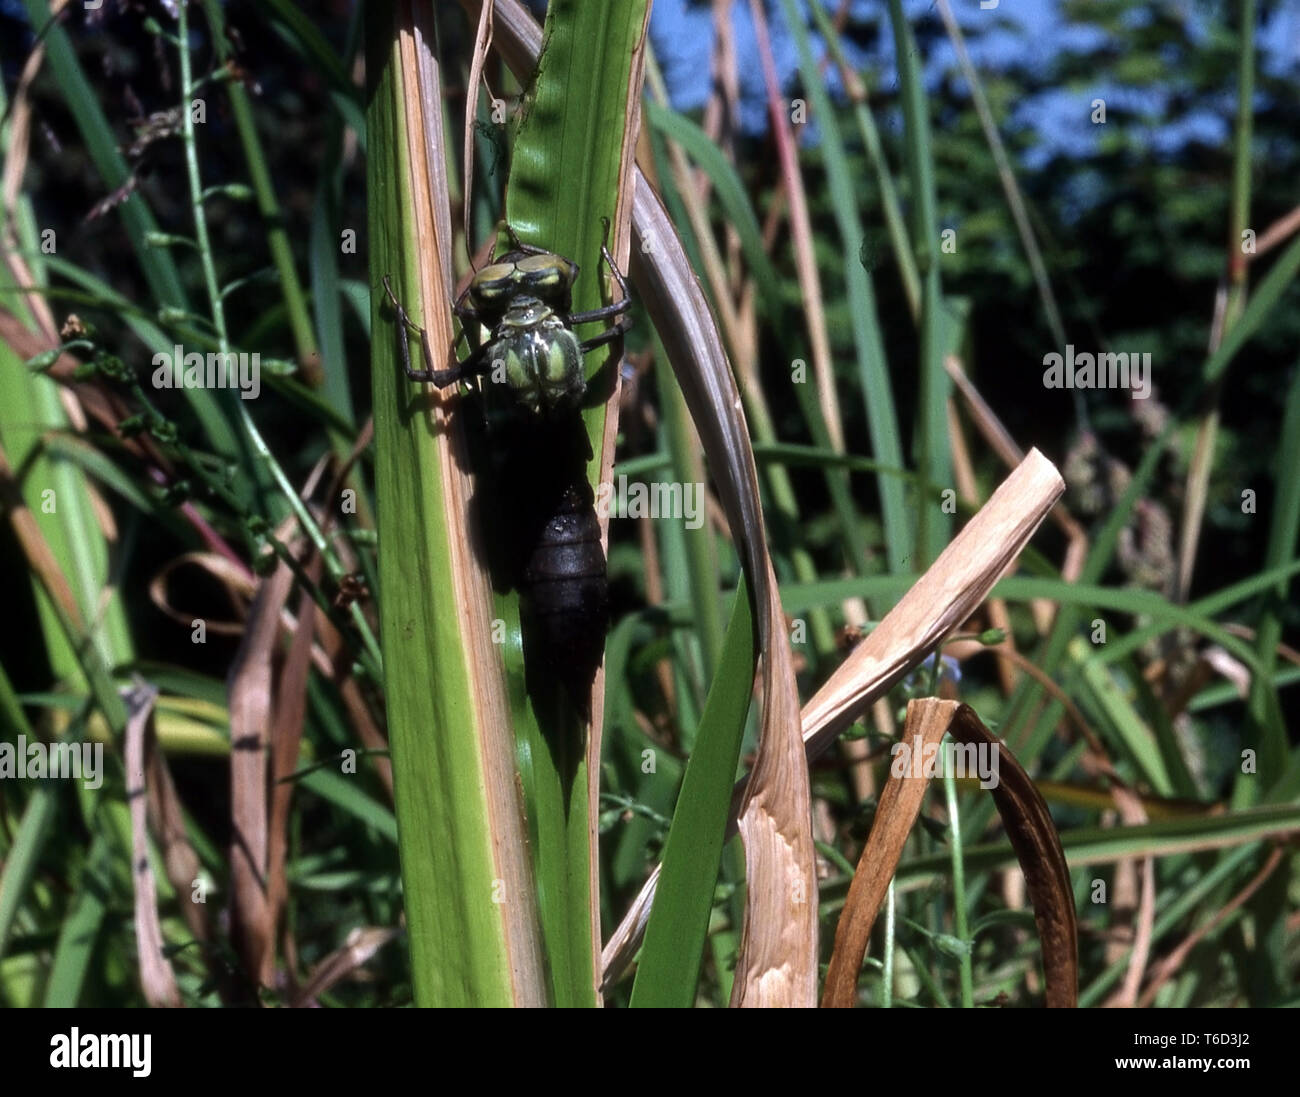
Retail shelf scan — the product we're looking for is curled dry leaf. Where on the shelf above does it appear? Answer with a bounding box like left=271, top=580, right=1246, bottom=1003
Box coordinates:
left=946, top=704, right=1078, bottom=1008
left=800, top=450, right=1064, bottom=756
left=825, top=700, right=1078, bottom=1008
left=148, top=550, right=257, bottom=635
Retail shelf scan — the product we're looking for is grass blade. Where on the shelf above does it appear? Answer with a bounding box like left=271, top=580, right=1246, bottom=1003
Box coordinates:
left=630, top=578, right=755, bottom=1007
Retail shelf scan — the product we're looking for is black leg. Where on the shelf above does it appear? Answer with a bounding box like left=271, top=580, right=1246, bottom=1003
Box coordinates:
left=449, top=341, right=493, bottom=386
left=382, top=276, right=436, bottom=382
left=575, top=218, right=631, bottom=399
left=503, top=222, right=555, bottom=259
left=510, top=241, right=556, bottom=259
left=383, top=275, right=484, bottom=388
left=577, top=314, right=632, bottom=355
left=568, top=299, right=631, bottom=326
left=568, top=228, right=631, bottom=326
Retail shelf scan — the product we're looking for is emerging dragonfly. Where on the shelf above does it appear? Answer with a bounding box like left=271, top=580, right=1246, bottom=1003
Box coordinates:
left=383, top=222, right=632, bottom=717
left=381, top=219, right=631, bottom=415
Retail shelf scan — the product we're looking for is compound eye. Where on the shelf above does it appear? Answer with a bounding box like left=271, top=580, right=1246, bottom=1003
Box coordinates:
left=469, top=262, right=518, bottom=309
left=516, top=253, right=577, bottom=302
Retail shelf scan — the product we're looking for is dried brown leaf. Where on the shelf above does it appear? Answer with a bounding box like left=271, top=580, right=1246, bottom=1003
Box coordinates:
left=822, top=698, right=956, bottom=1007
left=124, top=681, right=182, bottom=1008
left=948, top=704, right=1078, bottom=1007
left=292, top=927, right=401, bottom=1007
left=227, top=562, right=294, bottom=989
